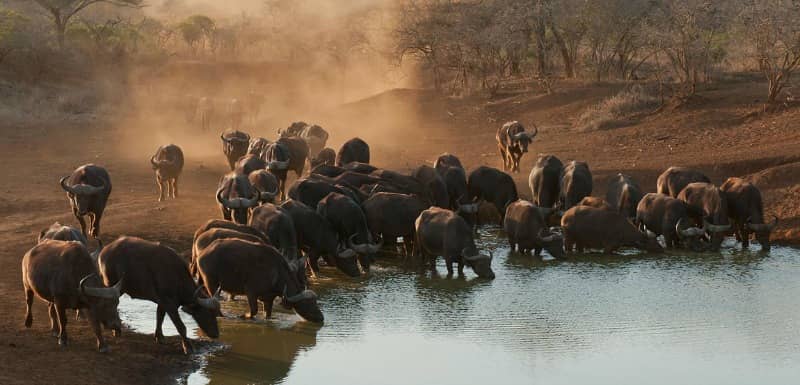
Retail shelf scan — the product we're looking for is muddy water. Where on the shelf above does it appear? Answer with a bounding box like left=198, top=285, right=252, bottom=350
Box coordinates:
left=120, top=228, right=800, bottom=385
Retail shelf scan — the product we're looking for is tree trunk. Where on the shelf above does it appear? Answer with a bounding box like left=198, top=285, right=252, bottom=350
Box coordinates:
left=548, top=21, right=573, bottom=78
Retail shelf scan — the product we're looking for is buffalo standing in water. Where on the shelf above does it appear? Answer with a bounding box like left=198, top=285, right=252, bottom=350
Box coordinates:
left=504, top=200, right=564, bottom=258
left=561, top=206, right=662, bottom=254
left=721, top=177, right=777, bottom=251
left=415, top=207, right=495, bottom=279
left=60, top=164, right=111, bottom=239
left=151, top=144, right=184, bottom=202
left=529, top=154, right=563, bottom=208
left=677, top=182, right=731, bottom=251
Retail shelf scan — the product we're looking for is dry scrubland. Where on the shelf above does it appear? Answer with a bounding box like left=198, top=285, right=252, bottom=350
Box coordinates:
left=2, top=0, right=800, bottom=383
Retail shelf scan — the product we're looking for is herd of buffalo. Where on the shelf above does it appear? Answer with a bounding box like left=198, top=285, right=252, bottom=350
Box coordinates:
left=21, top=120, right=778, bottom=355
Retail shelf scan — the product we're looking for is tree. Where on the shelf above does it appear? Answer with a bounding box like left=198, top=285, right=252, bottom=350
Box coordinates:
left=177, top=14, right=214, bottom=55
left=0, top=8, right=27, bottom=64
left=31, top=0, right=143, bottom=49
left=739, top=0, right=800, bottom=104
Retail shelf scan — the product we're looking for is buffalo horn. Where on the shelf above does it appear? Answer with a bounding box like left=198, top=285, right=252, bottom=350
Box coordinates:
left=79, top=273, right=122, bottom=299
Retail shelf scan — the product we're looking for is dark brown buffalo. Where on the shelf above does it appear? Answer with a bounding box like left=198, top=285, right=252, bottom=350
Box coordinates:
left=97, top=236, right=221, bottom=354
left=277, top=136, right=309, bottom=177
left=415, top=207, right=495, bottom=279
left=38, top=222, right=88, bottom=246
left=606, top=173, right=643, bottom=219
left=60, top=164, right=112, bottom=239
left=191, top=227, right=267, bottom=280
left=318, top=192, right=382, bottom=273
left=151, top=144, right=184, bottom=202
left=196, top=239, right=323, bottom=322
left=221, top=129, right=251, bottom=170
left=310, top=163, right=346, bottom=178
left=264, top=141, right=292, bottom=199
left=280, top=199, right=359, bottom=277
left=496, top=121, right=538, bottom=173
left=23, top=240, right=122, bottom=352
left=412, top=165, right=450, bottom=208
left=216, top=173, right=260, bottom=224
left=636, top=193, right=707, bottom=250
left=279, top=122, right=329, bottom=159
left=235, top=154, right=267, bottom=175
left=250, top=204, right=299, bottom=261
left=504, top=200, right=564, bottom=258
left=561, top=206, right=662, bottom=254
left=310, top=147, right=336, bottom=169
left=248, top=170, right=280, bottom=204
left=192, top=219, right=270, bottom=246
left=578, top=196, right=612, bottom=210
left=336, top=137, right=370, bottom=166
left=247, top=137, right=270, bottom=156
left=657, top=166, right=711, bottom=197
left=528, top=154, right=563, bottom=208
left=721, top=177, right=777, bottom=251
left=560, top=161, right=592, bottom=211
left=468, top=166, right=518, bottom=220
left=677, top=182, right=732, bottom=251
left=362, top=192, right=428, bottom=256
left=433, top=153, right=464, bottom=175
left=288, top=178, right=365, bottom=209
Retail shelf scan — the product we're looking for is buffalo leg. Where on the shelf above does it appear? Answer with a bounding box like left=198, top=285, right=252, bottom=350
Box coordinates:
left=445, top=257, right=455, bottom=276
left=24, top=288, right=34, bottom=328
left=86, top=310, right=109, bottom=353
left=498, top=146, right=508, bottom=171
left=157, top=175, right=165, bottom=202
left=55, top=302, right=68, bottom=347
left=534, top=247, right=542, bottom=256
left=264, top=295, right=277, bottom=318
left=90, top=212, right=102, bottom=238
left=49, top=304, right=60, bottom=336
left=457, top=261, right=465, bottom=276
left=245, top=292, right=258, bottom=319
left=155, top=305, right=166, bottom=344
left=741, top=226, right=750, bottom=248
left=164, top=306, right=192, bottom=354
left=171, top=178, right=179, bottom=199
left=74, top=210, right=88, bottom=238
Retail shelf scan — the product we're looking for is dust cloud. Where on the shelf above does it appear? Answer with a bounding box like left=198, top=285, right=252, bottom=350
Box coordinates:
left=114, top=0, right=423, bottom=164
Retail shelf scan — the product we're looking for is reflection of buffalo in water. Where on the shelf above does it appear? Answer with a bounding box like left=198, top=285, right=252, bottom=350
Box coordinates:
left=198, top=321, right=320, bottom=385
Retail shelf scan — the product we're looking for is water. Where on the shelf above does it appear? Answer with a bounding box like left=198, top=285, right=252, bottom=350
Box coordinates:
left=119, top=228, right=800, bottom=385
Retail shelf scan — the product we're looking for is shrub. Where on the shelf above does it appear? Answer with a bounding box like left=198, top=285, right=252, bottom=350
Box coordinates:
left=575, top=84, right=661, bottom=131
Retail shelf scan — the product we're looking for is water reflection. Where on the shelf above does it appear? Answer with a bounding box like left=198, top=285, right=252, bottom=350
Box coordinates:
left=115, top=234, right=800, bottom=385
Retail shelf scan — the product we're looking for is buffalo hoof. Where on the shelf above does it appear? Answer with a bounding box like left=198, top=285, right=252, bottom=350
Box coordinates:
left=58, top=337, right=68, bottom=348
left=24, top=316, right=32, bottom=328
left=155, top=335, right=166, bottom=344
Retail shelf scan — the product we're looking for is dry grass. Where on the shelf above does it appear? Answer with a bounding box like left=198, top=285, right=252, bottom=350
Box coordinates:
left=0, top=79, right=117, bottom=126
left=575, top=84, right=661, bottom=131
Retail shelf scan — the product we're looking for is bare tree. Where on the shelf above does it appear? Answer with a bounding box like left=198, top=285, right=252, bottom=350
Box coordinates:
left=30, top=0, right=143, bottom=49
left=739, top=0, right=800, bottom=105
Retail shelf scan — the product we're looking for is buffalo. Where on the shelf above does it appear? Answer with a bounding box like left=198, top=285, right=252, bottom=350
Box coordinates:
left=504, top=200, right=564, bottom=258
left=415, top=207, right=495, bottom=279
left=60, top=164, right=111, bottom=239
left=677, top=182, right=731, bottom=251
left=529, top=154, right=563, bottom=208
left=362, top=192, right=429, bottom=257
left=636, top=193, right=707, bottom=250
left=196, top=239, right=323, bottom=322
left=310, top=163, right=346, bottom=178
left=38, top=222, right=88, bottom=246
left=561, top=206, right=662, bottom=254
left=311, top=147, right=336, bottom=170
left=288, top=178, right=364, bottom=209
left=151, top=144, right=184, bottom=202
left=606, top=173, right=643, bottom=219
left=221, top=130, right=251, bottom=170
left=433, top=153, right=464, bottom=175
left=317, top=192, right=382, bottom=273
left=468, top=166, right=518, bottom=221
left=279, top=122, right=329, bottom=159
left=578, top=196, right=612, bottom=210
left=280, top=199, right=359, bottom=277
left=216, top=173, right=260, bottom=224
left=248, top=137, right=270, bottom=156
left=336, top=137, right=370, bottom=166
left=721, top=177, right=777, bottom=251
left=496, top=121, right=538, bottom=173
left=197, top=97, right=214, bottom=132
left=235, top=154, right=267, bottom=176
left=657, top=166, right=711, bottom=197
left=412, top=165, right=450, bottom=208
left=434, top=154, right=477, bottom=215
left=23, top=240, right=122, bottom=352
left=248, top=170, right=280, bottom=204
left=250, top=204, right=300, bottom=261
left=98, top=236, right=221, bottom=354
left=342, top=161, right=378, bottom=174
left=559, top=161, right=592, bottom=211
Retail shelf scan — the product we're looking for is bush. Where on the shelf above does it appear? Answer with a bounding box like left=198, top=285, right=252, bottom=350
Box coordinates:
left=575, top=84, right=661, bottom=131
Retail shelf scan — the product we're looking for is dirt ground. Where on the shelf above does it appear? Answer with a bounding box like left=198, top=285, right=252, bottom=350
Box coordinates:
left=0, top=77, right=798, bottom=384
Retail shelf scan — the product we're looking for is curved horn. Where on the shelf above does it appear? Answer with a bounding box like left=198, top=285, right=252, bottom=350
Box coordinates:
left=194, top=286, right=221, bottom=310
left=347, top=233, right=370, bottom=254
left=215, top=185, right=228, bottom=206
left=462, top=247, right=491, bottom=261
left=337, top=246, right=356, bottom=259
left=60, top=176, right=74, bottom=194
left=677, top=218, right=705, bottom=238
left=69, top=180, right=106, bottom=195
left=220, top=134, right=229, bottom=142
left=366, top=235, right=384, bottom=253
left=79, top=273, right=122, bottom=299
left=529, top=123, right=539, bottom=138
left=259, top=184, right=280, bottom=201
left=286, top=289, right=318, bottom=303
left=537, top=228, right=560, bottom=243
left=747, top=216, right=778, bottom=232
left=243, top=190, right=260, bottom=208
left=150, top=155, right=158, bottom=169
left=703, top=219, right=731, bottom=233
